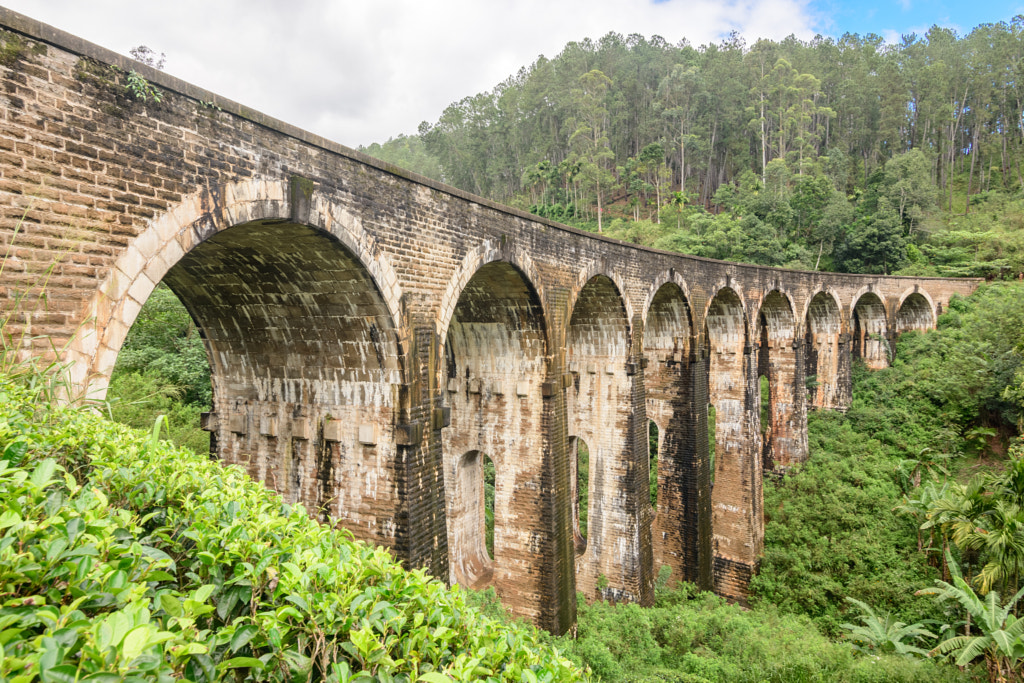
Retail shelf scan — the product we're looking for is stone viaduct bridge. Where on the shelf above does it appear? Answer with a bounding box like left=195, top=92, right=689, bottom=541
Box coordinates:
left=0, top=9, right=979, bottom=634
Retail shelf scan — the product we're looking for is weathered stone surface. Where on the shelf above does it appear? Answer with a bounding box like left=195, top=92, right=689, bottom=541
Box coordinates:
left=0, top=9, right=981, bottom=632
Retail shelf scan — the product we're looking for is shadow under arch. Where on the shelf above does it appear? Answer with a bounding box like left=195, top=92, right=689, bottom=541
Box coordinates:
left=67, top=181, right=410, bottom=557
left=851, top=290, right=889, bottom=369
left=66, top=180, right=406, bottom=398
left=895, top=290, right=936, bottom=334
left=643, top=281, right=711, bottom=590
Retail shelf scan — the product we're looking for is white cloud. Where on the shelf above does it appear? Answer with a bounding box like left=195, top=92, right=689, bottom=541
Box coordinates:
left=1, top=0, right=819, bottom=146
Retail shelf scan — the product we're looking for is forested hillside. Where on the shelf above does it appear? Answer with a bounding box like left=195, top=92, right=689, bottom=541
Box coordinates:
left=363, top=21, right=1024, bottom=277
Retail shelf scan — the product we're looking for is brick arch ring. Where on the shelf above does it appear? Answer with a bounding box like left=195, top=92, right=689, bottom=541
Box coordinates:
left=799, top=287, right=844, bottom=332
left=700, top=281, right=750, bottom=331
left=896, top=286, right=937, bottom=322
left=64, top=178, right=405, bottom=400
left=749, top=288, right=800, bottom=341
left=434, top=240, right=547, bottom=346
left=564, top=262, right=635, bottom=339
left=641, top=270, right=697, bottom=347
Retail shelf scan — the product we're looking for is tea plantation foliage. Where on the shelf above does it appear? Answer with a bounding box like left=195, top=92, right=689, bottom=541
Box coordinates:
left=0, top=375, right=587, bottom=682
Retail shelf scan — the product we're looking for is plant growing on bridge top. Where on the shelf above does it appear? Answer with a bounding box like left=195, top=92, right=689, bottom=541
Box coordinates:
left=124, top=68, right=162, bottom=102
left=122, top=45, right=164, bottom=103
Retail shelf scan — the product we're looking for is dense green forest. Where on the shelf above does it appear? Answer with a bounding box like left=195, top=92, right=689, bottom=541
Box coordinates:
left=363, top=21, right=1024, bottom=277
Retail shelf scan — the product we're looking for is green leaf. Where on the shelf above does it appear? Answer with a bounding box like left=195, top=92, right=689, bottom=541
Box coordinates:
left=159, top=594, right=182, bottom=617
left=29, top=459, right=57, bottom=490
left=417, top=673, right=454, bottom=683
left=193, top=584, right=215, bottom=603
left=0, top=510, right=21, bottom=530
left=121, top=626, right=149, bottom=662
left=41, top=665, right=78, bottom=683
left=229, top=624, right=258, bottom=653
left=218, top=657, right=265, bottom=671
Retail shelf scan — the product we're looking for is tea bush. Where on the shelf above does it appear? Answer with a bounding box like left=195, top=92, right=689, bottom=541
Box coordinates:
left=0, top=377, right=586, bottom=682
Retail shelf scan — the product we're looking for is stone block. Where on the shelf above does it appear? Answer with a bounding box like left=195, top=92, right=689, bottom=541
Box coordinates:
left=358, top=423, right=377, bottom=445
left=228, top=413, right=247, bottom=435
left=291, top=418, right=311, bottom=440
left=324, top=418, right=343, bottom=442
left=200, top=412, right=218, bottom=432
left=260, top=415, right=278, bottom=437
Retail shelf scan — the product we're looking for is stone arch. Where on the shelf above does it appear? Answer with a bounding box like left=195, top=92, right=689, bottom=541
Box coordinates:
left=803, top=289, right=848, bottom=411
left=65, top=179, right=408, bottom=551
left=756, top=291, right=807, bottom=470
left=641, top=270, right=694, bottom=325
left=436, top=241, right=545, bottom=356
left=705, top=286, right=762, bottom=602
left=895, top=289, right=936, bottom=333
left=749, top=288, right=799, bottom=341
left=643, top=281, right=711, bottom=590
left=65, top=180, right=405, bottom=397
left=705, top=286, right=748, bottom=350
left=567, top=273, right=646, bottom=602
left=851, top=290, right=889, bottom=369
left=440, top=258, right=552, bottom=624
left=566, top=264, right=635, bottom=340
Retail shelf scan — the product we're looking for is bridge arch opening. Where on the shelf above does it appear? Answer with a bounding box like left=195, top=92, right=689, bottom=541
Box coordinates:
left=896, top=292, right=935, bottom=334
left=441, top=260, right=548, bottom=616
left=568, top=436, right=591, bottom=554
left=106, top=283, right=213, bottom=455
left=756, top=291, right=806, bottom=471
left=643, top=281, right=710, bottom=588
left=118, top=220, right=404, bottom=546
left=705, top=286, right=762, bottom=601
left=649, top=421, right=659, bottom=509
left=449, top=450, right=496, bottom=588
left=804, top=291, right=846, bottom=411
left=566, top=274, right=635, bottom=600
left=852, top=292, right=889, bottom=369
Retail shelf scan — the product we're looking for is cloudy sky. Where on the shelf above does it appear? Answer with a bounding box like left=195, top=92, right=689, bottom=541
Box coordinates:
left=3, top=0, right=1023, bottom=147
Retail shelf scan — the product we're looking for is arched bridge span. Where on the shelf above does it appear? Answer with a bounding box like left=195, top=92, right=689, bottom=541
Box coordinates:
left=0, top=10, right=980, bottom=633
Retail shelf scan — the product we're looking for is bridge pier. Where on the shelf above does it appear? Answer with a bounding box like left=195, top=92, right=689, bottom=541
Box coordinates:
left=645, top=283, right=712, bottom=589
left=706, top=288, right=763, bottom=603
left=757, top=292, right=808, bottom=471
left=566, top=275, right=652, bottom=605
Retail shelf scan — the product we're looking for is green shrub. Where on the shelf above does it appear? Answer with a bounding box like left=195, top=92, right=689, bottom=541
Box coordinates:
left=0, top=376, right=586, bottom=682
left=557, top=583, right=966, bottom=682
